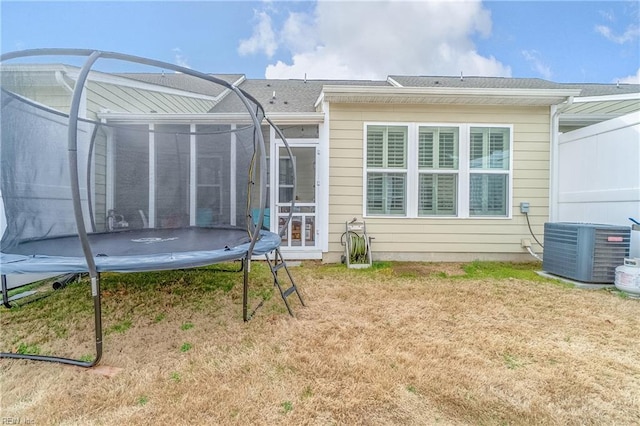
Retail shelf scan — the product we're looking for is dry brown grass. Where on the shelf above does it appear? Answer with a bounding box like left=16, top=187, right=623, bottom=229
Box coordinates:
left=1, top=261, right=639, bottom=425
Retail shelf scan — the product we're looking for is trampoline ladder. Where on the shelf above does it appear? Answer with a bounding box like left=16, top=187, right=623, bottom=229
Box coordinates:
left=265, top=247, right=305, bottom=317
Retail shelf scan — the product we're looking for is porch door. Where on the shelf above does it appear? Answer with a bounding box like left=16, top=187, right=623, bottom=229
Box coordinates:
left=275, top=145, right=317, bottom=248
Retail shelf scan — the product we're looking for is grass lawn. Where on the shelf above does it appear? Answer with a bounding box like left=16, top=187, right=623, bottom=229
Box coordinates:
left=1, top=261, right=639, bottom=425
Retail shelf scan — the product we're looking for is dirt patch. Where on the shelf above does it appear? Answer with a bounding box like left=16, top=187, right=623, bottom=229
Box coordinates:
left=391, top=261, right=467, bottom=277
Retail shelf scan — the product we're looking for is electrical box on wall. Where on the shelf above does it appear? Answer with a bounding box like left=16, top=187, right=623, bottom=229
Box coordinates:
left=520, top=202, right=530, bottom=214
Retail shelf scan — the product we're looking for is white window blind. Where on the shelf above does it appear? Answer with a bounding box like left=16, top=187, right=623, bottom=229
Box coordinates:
left=469, top=127, right=510, bottom=216
left=365, top=123, right=511, bottom=218
left=419, top=174, right=457, bottom=216
left=417, top=126, right=459, bottom=216
left=366, top=126, right=407, bottom=215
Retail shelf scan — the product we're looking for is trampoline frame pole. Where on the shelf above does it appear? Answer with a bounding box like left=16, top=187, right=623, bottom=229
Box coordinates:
left=0, top=51, right=104, bottom=367
left=0, top=274, right=102, bottom=367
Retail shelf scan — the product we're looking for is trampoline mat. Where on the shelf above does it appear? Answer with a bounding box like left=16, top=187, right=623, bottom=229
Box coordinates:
left=5, top=227, right=252, bottom=258
left=1, top=227, right=281, bottom=274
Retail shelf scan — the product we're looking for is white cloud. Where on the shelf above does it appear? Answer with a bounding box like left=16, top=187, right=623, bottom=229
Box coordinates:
left=238, top=10, right=278, bottom=58
left=522, top=50, right=552, bottom=80
left=598, top=9, right=615, bottom=22
left=242, top=0, right=511, bottom=79
left=618, top=68, right=640, bottom=84
left=595, top=24, right=640, bottom=44
left=172, top=48, right=191, bottom=70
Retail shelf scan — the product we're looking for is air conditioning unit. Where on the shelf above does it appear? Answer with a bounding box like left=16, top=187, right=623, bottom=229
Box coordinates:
left=543, top=222, right=630, bottom=283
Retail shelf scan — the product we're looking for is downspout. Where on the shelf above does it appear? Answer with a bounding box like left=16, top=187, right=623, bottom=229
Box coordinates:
left=55, top=70, right=74, bottom=93
left=549, top=96, right=574, bottom=223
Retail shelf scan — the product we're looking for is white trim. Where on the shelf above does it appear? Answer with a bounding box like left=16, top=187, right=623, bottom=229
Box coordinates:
left=313, top=92, right=325, bottom=109
left=148, top=123, right=156, bottom=228
left=274, top=137, right=319, bottom=144
left=386, top=76, right=404, bottom=87
left=466, top=123, right=514, bottom=219
left=363, top=122, right=514, bottom=219
left=274, top=249, right=323, bottom=260
left=570, top=92, right=640, bottom=103
left=266, top=113, right=325, bottom=124
left=269, top=125, right=277, bottom=232
left=99, top=112, right=252, bottom=124
left=319, top=102, right=330, bottom=252
left=550, top=104, right=560, bottom=222
left=274, top=142, right=319, bottom=252
left=105, top=125, right=115, bottom=214
left=406, top=124, right=419, bottom=216
left=99, top=112, right=325, bottom=125
left=549, top=98, right=574, bottom=222
left=458, top=125, right=470, bottom=217
left=230, top=124, right=237, bottom=226
left=322, top=85, right=581, bottom=106
left=189, top=124, right=197, bottom=226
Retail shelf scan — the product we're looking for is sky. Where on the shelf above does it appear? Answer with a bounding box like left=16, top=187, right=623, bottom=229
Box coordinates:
left=1, top=0, right=639, bottom=84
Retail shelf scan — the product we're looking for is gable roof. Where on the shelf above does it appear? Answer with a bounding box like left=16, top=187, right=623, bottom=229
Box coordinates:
left=115, top=72, right=245, bottom=98
left=211, top=78, right=390, bottom=114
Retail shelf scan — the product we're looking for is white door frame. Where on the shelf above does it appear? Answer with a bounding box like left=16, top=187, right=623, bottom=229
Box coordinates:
left=272, top=135, right=322, bottom=259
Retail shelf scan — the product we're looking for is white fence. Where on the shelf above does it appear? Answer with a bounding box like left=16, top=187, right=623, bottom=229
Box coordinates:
left=557, top=111, right=640, bottom=227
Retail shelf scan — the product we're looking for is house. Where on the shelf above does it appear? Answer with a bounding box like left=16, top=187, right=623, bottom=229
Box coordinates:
left=2, top=58, right=639, bottom=264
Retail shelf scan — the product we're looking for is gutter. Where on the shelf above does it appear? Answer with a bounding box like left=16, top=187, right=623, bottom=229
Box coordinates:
left=317, top=85, right=582, bottom=107
left=98, top=111, right=325, bottom=125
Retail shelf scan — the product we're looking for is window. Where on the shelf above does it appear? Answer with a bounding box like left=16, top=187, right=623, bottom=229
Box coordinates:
left=366, top=126, right=407, bottom=215
left=469, top=127, right=510, bottom=216
left=278, top=156, right=295, bottom=203
left=364, top=123, right=512, bottom=218
left=418, top=127, right=459, bottom=216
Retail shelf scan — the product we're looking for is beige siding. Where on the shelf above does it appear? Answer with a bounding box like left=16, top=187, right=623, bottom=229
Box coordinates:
left=93, top=131, right=108, bottom=231
left=326, top=103, right=551, bottom=262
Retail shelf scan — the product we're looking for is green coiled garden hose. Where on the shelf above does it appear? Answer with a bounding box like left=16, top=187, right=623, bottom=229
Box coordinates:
left=341, top=231, right=368, bottom=263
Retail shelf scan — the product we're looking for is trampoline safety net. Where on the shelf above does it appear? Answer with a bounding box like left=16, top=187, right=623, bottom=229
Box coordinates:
left=0, top=49, right=276, bottom=267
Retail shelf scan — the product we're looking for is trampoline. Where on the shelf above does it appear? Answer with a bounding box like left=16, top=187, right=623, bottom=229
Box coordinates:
left=0, top=49, right=304, bottom=367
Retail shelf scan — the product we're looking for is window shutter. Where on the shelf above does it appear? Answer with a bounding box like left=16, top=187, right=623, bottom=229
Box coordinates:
left=367, top=128, right=384, bottom=168
left=419, top=173, right=456, bottom=216
left=367, top=173, right=384, bottom=214
left=418, top=131, right=434, bottom=169
left=489, top=131, right=505, bottom=169
left=487, top=174, right=506, bottom=213
left=419, top=174, right=434, bottom=213
left=387, top=173, right=406, bottom=214
left=438, top=131, right=456, bottom=169
left=470, top=131, right=484, bottom=168
left=387, top=129, right=406, bottom=168
left=436, top=174, right=456, bottom=214
left=470, top=174, right=483, bottom=212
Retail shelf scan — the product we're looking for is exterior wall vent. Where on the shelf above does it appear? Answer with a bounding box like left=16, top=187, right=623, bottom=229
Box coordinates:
left=542, top=222, right=630, bottom=283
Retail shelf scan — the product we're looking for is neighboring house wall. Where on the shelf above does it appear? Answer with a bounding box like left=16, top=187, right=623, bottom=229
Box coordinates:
left=1, top=72, right=72, bottom=113
left=85, top=81, right=215, bottom=115
left=93, top=129, right=108, bottom=231
left=325, top=103, right=551, bottom=262
left=557, top=111, right=640, bottom=226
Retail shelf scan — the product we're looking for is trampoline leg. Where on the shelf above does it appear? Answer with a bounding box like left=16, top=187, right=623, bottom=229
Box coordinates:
left=1, top=275, right=12, bottom=309
left=0, top=273, right=103, bottom=368
left=243, top=257, right=249, bottom=322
